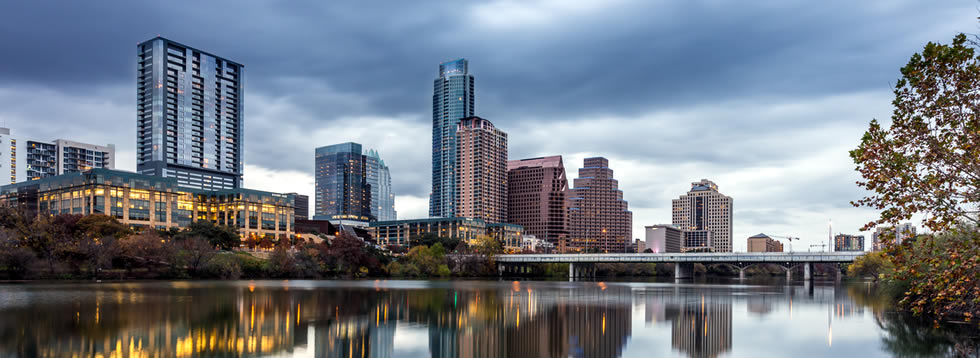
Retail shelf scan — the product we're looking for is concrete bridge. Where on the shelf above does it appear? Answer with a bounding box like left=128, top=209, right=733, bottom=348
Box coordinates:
left=495, top=252, right=865, bottom=280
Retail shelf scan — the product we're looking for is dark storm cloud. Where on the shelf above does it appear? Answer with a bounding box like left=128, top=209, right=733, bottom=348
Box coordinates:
left=0, top=0, right=974, bottom=212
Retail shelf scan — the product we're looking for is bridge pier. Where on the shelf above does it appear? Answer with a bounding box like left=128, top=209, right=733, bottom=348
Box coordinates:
left=786, top=267, right=792, bottom=281
left=738, top=267, right=745, bottom=280
left=803, top=262, right=812, bottom=281
left=674, top=263, right=694, bottom=279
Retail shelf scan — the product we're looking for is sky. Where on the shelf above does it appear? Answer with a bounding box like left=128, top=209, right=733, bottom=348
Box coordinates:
left=0, top=1, right=975, bottom=251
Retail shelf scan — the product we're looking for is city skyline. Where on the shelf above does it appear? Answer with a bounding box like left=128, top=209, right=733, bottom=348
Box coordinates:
left=0, top=2, right=972, bottom=250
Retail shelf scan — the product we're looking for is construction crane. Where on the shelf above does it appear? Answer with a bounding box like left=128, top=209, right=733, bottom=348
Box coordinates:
left=809, top=243, right=827, bottom=252
left=769, top=235, right=799, bottom=252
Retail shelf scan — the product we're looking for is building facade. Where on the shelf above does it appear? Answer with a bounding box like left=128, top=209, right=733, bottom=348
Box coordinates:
left=507, top=155, right=568, bottom=247
left=137, top=37, right=244, bottom=191
left=289, top=193, right=309, bottom=220
left=871, top=223, right=917, bottom=251
left=314, top=143, right=396, bottom=223
left=672, top=179, right=733, bottom=252
left=683, top=230, right=713, bottom=252
left=747, top=233, right=784, bottom=252
left=455, top=116, right=507, bottom=224
left=834, top=234, right=865, bottom=252
left=644, top=224, right=683, bottom=253
left=0, top=168, right=294, bottom=240
left=369, top=217, right=487, bottom=248
left=430, top=58, right=475, bottom=218
left=567, top=157, right=632, bottom=252
left=1, top=128, right=115, bottom=185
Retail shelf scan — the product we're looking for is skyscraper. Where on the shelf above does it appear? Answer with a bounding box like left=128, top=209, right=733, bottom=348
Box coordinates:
left=568, top=157, right=632, bottom=252
left=314, top=142, right=396, bottom=223
left=672, top=179, right=733, bottom=252
left=430, top=58, right=474, bottom=218
left=137, top=37, right=243, bottom=190
left=455, top=116, right=507, bottom=224
left=507, top=155, right=568, bottom=247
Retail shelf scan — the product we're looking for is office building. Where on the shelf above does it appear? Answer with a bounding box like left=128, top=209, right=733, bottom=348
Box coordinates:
left=365, top=148, right=397, bottom=221
left=455, top=116, right=507, bottom=224
left=683, top=230, right=714, bottom=252
left=645, top=224, right=683, bottom=253
left=368, top=217, right=488, bottom=248
left=672, top=179, right=733, bottom=252
left=747, top=233, right=784, bottom=252
left=430, top=58, right=475, bottom=218
left=568, top=157, right=632, bottom=252
left=871, top=223, right=917, bottom=251
left=0, top=127, right=115, bottom=185
left=507, top=155, right=568, bottom=247
left=314, top=142, right=372, bottom=222
left=137, top=37, right=244, bottom=190
left=0, top=168, right=294, bottom=239
left=834, top=234, right=865, bottom=252
left=289, top=193, right=309, bottom=220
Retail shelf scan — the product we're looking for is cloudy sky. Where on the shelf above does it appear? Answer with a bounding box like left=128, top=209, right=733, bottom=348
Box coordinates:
left=0, top=1, right=975, bottom=251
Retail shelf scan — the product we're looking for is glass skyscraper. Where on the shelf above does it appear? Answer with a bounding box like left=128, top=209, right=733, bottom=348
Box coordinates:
left=136, top=36, right=243, bottom=190
left=315, top=143, right=396, bottom=223
left=430, top=58, right=474, bottom=218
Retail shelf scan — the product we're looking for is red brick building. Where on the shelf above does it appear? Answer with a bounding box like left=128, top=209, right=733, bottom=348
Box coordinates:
left=568, top=157, right=632, bottom=252
left=507, top=155, right=569, bottom=249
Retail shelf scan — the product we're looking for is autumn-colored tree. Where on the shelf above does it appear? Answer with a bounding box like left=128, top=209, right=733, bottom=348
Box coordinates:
left=850, top=33, right=980, bottom=232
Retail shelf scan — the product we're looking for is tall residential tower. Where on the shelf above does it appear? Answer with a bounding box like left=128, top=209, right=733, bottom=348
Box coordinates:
left=0, top=127, right=115, bottom=185
left=137, top=37, right=243, bottom=190
left=430, top=59, right=474, bottom=218
left=672, top=179, right=733, bottom=252
left=455, top=116, right=507, bottom=224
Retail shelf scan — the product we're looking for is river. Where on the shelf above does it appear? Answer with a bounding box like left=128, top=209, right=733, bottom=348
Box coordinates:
left=0, top=279, right=976, bottom=357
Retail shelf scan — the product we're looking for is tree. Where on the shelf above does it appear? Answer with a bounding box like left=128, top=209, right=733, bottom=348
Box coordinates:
left=178, top=221, right=241, bottom=250
left=179, top=237, right=217, bottom=275
left=472, top=235, right=502, bottom=258
left=850, top=34, right=980, bottom=232
left=76, top=214, right=132, bottom=240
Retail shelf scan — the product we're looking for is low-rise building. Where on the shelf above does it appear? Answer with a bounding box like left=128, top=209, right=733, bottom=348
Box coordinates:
left=368, top=217, right=522, bottom=249
left=488, top=222, right=523, bottom=250
left=0, top=168, right=295, bottom=241
left=645, top=225, right=683, bottom=253
left=834, top=234, right=865, bottom=252
left=747, top=233, right=784, bottom=252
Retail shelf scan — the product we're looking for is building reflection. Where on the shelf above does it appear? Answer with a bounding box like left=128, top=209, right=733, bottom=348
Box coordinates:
left=641, top=289, right=733, bottom=358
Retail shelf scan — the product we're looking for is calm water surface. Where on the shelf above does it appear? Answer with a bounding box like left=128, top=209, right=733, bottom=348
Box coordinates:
left=0, top=279, right=976, bottom=357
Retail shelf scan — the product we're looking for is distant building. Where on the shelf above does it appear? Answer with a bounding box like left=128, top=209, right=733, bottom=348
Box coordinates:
left=672, top=179, right=733, bottom=252
left=645, top=224, right=683, bottom=253
left=683, top=230, right=714, bottom=252
left=288, top=193, right=309, bottom=220
left=0, top=127, right=115, bottom=185
left=747, top=233, right=783, bottom=252
left=568, top=157, right=632, bottom=252
left=455, top=116, right=507, bottom=224
left=834, top=234, right=865, bottom=252
left=0, top=168, right=294, bottom=239
left=507, top=155, right=568, bottom=247
left=521, top=235, right=555, bottom=253
left=487, top=223, right=523, bottom=250
left=137, top=37, right=243, bottom=190
left=871, top=223, right=916, bottom=251
left=430, top=58, right=475, bottom=218
left=369, top=217, right=514, bottom=248
left=635, top=239, right=646, bottom=253
left=314, top=142, right=396, bottom=223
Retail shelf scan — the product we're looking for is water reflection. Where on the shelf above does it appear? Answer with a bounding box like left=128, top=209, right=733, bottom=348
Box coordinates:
left=0, top=280, right=975, bottom=357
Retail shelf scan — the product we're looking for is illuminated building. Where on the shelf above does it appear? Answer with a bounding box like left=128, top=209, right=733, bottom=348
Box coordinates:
left=567, top=157, right=632, bottom=252
left=672, top=179, right=733, bottom=252
left=430, top=58, right=475, bottom=219
left=137, top=37, right=243, bottom=190
left=0, top=168, right=294, bottom=239
left=0, top=127, right=115, bottom=185
left=369, top=217, right=521, bottom=248
left=455, top=116, right=507, bottom=224
left=314, top=142, right=396, bottom=224
left=645, top=224, right=683, bottom=253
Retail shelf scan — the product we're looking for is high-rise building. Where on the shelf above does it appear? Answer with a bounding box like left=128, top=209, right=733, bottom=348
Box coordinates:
left=365, top=148, right=397, bottom=221
left=834, top=234, right=864, bottom=252
left=455, top=116, right=507, bottom=224
left=507, top=156, right=568, bottom=246
left=0, top=127, right=115, bottom=185
left=645, top=224, right=683, bottom=253
left=672, top=179, right=733, bottom=252
left=747, top=233, right=783, bottom=252
left=430, top=58, right=475, bottom=218
left=137, top=37, right=243, bottom=191
left=314, top=142, right=396, bottom=223
left=568, top=157, right=632, bottom=252
left=871, top=223, right=916, bottom=251
left=288, top=193, right=309, bottom=220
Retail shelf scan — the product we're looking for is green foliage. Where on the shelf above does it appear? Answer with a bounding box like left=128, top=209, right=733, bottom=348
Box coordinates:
left=203, top=253, right=242, bottom=279
left=178, top=221, right=241, bottom=250
left=847, top=251, right=894, bottom=279
left=850, top=33, right=980, bottom=232
left=413, top=233, right=460, bottom=252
